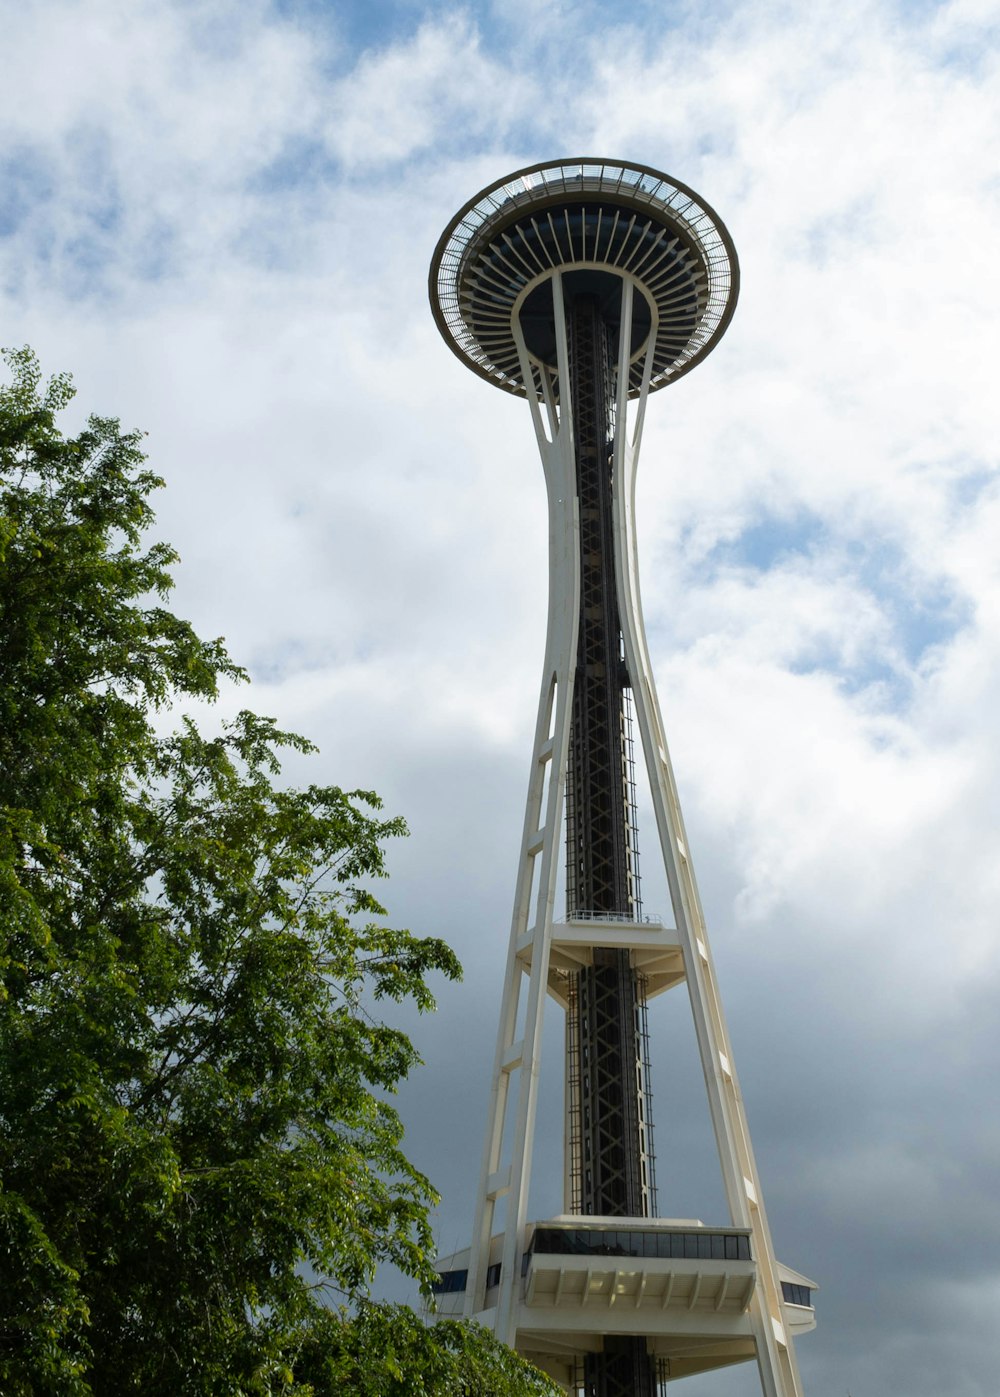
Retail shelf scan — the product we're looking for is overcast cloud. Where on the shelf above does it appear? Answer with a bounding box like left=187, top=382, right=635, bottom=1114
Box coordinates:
left=2, top=1, right=999, bottom=1393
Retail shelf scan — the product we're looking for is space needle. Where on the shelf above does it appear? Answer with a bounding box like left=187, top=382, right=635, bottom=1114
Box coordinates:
left=428, top=158, right=815, bottom=1396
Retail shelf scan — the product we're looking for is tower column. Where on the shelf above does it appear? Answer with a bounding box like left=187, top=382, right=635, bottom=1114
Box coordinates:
left=429, top=158, right=814, bottom=1397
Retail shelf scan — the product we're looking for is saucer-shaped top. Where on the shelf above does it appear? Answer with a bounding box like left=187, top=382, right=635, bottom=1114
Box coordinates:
left=429, top=158, right=738, bottom=399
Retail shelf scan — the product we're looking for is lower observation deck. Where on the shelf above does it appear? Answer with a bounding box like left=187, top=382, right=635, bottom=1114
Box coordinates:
left=517, top=912, right=687, bottom=1003
left=432, top=1218, right=816, bottom=1387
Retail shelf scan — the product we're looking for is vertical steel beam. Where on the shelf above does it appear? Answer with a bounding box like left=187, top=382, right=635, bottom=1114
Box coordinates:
left=564, top=284, right=658, bottom=1395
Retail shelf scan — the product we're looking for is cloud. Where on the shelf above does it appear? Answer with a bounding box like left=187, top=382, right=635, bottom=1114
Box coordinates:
left=2, top=1, right=999, bottom=1392
left=323, top=12, right=535, bottom=167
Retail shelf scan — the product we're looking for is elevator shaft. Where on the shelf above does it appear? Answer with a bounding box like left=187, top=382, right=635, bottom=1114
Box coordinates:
left=565, top=293, right=658, bottom=1395
left=565, top=294, right=634, bottom=923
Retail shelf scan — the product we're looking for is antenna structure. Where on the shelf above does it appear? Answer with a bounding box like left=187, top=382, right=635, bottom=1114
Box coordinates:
left=428, top=158, right=815, bottom=1397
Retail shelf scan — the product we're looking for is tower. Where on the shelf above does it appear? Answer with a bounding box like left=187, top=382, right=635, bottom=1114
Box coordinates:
left=428, top=159, right=816, bottom=1395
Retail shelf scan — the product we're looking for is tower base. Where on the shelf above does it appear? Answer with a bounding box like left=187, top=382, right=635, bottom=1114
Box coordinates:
left=432, top=1218, right=816, bottom=1392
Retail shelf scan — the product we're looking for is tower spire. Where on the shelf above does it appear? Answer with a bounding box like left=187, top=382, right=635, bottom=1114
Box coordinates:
left=429, top=159, right=815, bottom=1396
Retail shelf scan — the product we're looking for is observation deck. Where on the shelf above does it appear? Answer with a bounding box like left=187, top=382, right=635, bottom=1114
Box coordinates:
left=432, top=1218, right=816, bottom=1386
left=428, top=157, right=739, bottom=399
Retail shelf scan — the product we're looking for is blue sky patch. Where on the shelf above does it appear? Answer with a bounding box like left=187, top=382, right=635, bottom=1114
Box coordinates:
left=249, top=136, right=339, bottom=196
left=722, top=511, right=828, bottom=570
left=693, top=509, right=971, bottom=698
left=0, top=145, right=55, bottom=240
left=270, top=0, right=426, bottom=68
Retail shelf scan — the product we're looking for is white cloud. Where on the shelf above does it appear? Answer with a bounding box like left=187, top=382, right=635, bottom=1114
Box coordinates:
left=323, top=12, right=535, bottom=167
left=2, top=1, right=1000, bottom=1391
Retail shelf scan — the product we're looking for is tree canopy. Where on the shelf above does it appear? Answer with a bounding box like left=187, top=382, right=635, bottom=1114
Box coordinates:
left=0, top=348, right=558, bottom=1396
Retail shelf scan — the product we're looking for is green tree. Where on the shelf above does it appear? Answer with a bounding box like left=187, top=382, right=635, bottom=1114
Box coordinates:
left=0, top=348, right=557, bottom=1396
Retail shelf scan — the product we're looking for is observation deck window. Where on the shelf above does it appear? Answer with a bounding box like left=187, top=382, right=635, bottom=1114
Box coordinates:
left=527, top=1225, right=752, bottom=1262
left=430, top=1268, right=468, bottom=1294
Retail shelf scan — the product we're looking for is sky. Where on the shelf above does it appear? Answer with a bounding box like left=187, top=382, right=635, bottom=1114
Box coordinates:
left=2, top=0, right=1000, bottom=1392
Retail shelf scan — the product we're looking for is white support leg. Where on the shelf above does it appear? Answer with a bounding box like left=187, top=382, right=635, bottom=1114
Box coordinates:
left=611, top=343, right=805, bottom=1397
left=464, top=273, right=582, bottom=1344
